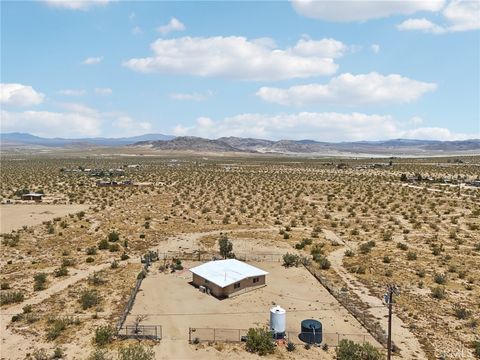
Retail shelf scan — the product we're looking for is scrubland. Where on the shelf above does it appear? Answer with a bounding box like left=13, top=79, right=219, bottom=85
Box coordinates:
left=0, top=153, right=479, bottom=359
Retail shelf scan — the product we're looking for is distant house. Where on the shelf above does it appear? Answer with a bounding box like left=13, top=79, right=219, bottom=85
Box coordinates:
left=190, top=259, right=268, bottom=298
left=21, top=192, right=43, bottom=202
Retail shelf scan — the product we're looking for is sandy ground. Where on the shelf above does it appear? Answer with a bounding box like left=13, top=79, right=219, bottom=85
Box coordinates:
left=125, top=261, right=379, bottom=360
left=323, top=229, right=427, bottom=360
left=0, top=204, right=89, bottom=233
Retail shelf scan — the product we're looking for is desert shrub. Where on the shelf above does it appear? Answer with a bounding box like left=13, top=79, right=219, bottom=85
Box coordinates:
left=111, top=260, right=119, bottom=269
left=121, top=252, right=130, bottom=261
left=453, top=304, right=471, bottom=320
left=107, top=231, right=119, bottom=242
left=286, top=341, right=296, bottom=352
left=88, top=349, right=112, bottom=360
left=434, top=273, right=447, bottom=285
left=396, top=242, right=408, bottom=251
left=0, top=291, right=24, bottom=305
left=245, top=327, right=275, bottom=356
left=474, top=341, right=480, bottom=358
left=109, top=243, right=120, bottom=252
left=32, top=349, right=48, bottom=360
left=46, top=317, right=73, bottom=341
left=52, top=347, right=64, bottom=359
left=54, top=266, right=68, bottom=277
left=345, top=249, right=355, bottom=257
left=117, top=343, right=154, bottom=360
left=316, top=256, right=331, bottom=270
left=98, top=239, right=109, bottom=250
left=62, top=258, right=75, bottom=267
left=383, top=256, right=391, bottom=263
left=2, top=233, right=20, bottom=247
left=406, top=251, right=417, bottom=261
left=359, top=241, right=375, bottom=254
left=94, top=325, right=115, bottom=345
left=33, top=273, right=47, bottom=291
left=80, top=290, right=101, bottom=310
left=282, top=253, right=300, bottom=267
left=431, top=286, right=446, bottom=299
left=336, top=339, right=384, bottom=360
left=89, top=272, right=106, bottom=286
left=86, top=246, right=97, bottom=255
left=86, top=257, right=95, bottom=263
left=0, top=281, right=10, bottom=290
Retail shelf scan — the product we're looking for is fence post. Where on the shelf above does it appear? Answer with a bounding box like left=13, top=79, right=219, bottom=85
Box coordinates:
left=213, top=328, right=216, bottom=341
left=188, top=328, right=191, bottom=343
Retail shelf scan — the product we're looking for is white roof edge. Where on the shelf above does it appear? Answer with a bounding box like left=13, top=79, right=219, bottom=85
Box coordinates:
left=190, top=259, right=268, bottom=288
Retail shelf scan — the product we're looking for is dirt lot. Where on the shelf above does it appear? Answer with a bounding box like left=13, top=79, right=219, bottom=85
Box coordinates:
left=0, top=204, right=89, bottom=233
left=125, top=261, right=379, bottom=359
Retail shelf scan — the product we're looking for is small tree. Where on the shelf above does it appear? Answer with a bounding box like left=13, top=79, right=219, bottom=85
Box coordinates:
left=94, top=325, right=115, bottom=345
left=282, top=253, right=300, bottom=267
left=107, top=231, right=119, bottom=242
left=218, top=235, right=234, bottom=259
left=245, top=327, right=275, bottom=356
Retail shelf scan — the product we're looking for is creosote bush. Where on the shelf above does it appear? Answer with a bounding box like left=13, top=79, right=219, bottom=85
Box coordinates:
left=245, top=327, right=275, bottom=356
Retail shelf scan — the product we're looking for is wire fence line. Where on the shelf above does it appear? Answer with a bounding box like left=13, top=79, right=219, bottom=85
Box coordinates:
left=189, top=327, right=377, bottom=348
left=117, top=325, right=162, bottom=340
left=302, top=263, right=391, bottom=350
left=156, top=251, right=284, bottom=262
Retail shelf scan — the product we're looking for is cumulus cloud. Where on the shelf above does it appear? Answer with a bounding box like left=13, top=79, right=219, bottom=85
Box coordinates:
left=112, top=116, right=152, bottom=136
left=172, top=112, right=474, bottom=142
left=58, top=89, right=87, bottom=96
left=83, top=56, right=103, bottom=65
left=169, top=90, right=213, bottom=102
left=0, top=83, right=45, bottom=107
left=256, top=72, right=437, bottom=106
left=397, top=0, right=480, bottom=34
left=1, top=109, right=102, bottom=138
left=291, top=0, right=445, bottom=22
left=157, top=17, right=186, bottom=35
left=124, top=36, right=344, bottom=81
left=43, top=0, right=111, bottom=11
left=94, top=87, right=112, bottom=95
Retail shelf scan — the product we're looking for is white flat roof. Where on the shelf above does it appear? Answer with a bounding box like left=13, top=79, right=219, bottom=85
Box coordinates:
left=190, top=259, right=268, bottom=288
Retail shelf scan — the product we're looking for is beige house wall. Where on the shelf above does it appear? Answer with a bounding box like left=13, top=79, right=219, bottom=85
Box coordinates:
left=192, top=273, right=266, bottom=298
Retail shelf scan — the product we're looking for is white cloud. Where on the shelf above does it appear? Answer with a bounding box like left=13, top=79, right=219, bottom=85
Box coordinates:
left=397, top=18, right=446, bottom=34
left=124, top=36, right=343, bottom=81
left=94, top=87, right=112, bottom=95
left=1, top=109, right=102, bottom=138
left=397, top=0, right=480, bottom=34
left=291, top=0, right=445, bottom=22
left=172, top=112, right=474, bottom=142
left=157, top=17, right=186, bottom=35
left=0, top=83, right=45, bottom=107
left=43, top=0, right=111, bottom=11
left=169, top=90, right=213, bottom=102
left=371, top=44, right=380, bottom=54
left=112, top=116, right=152, bottom=136
left=400, top=127, right=474, bottom=141
left=58, top=89, right=87, bottom=96
left=292, top=38, right=347, bottom=58
left=256, top=72, right=437, bottom=106
left=132, top=26, right=143, bottom=35
left=57, top=102, right=97, bottom=114
left=83, top=56, right=103, bottom=65
left=409, top=116, right=424, bottom=125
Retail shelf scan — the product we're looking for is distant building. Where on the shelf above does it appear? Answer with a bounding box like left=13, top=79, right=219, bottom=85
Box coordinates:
left=21, top=193, right=43, bottom=202
left=190, top=259, right=268, bottom=298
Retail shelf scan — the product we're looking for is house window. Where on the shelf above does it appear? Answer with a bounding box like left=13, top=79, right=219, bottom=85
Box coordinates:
left=253, top=277, right=259, bottom=283
left=204, top=279, right=209, bottom=284
left=234, top=282, right=241, bottom=289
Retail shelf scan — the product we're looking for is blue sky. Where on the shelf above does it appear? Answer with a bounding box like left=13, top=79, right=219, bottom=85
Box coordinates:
left=1, top=0, right=479, bottom=141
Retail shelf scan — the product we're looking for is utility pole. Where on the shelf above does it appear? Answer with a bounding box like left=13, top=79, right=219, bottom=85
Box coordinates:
left=384, top=284, right=399, bottom=360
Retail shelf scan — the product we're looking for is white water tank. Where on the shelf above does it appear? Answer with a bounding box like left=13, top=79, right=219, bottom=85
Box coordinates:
left=270, top=305, right=286, bottom=338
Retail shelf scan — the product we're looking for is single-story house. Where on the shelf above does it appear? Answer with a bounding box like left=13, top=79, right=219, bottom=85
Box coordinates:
left=21, top=193, right=43, bottom=202
left=190, top=259, right=268, bottom=298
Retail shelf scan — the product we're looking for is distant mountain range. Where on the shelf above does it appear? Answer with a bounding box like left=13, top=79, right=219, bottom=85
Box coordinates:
left=1, top=132, right=479, bottom=155
left=135, top=136, right=480, bottom=155
left=0, top=132, right=174, bottom=147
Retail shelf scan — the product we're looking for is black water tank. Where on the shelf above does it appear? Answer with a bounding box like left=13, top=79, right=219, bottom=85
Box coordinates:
left=299, top=319, right=322, bottom=344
